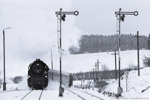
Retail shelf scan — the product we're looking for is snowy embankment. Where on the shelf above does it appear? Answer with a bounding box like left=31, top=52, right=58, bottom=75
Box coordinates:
left=73, top=67, right=150, bottom=99
left=0, top=75, right=29, bottom=91
left=103, top=67, right=150, bottom=99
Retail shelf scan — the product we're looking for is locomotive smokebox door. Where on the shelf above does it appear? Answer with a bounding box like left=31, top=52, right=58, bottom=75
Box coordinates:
left=28, top=59, right=49, bottom=89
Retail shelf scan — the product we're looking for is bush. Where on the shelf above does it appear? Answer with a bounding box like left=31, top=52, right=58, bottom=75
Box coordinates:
left=95, top=81, right=108, bottom=88
left=101, top=64, right=109, bottom=71
left=100, top=64, right=109, bottom=80
left=143, top=56, right=150, bottom=67
left=69, top=45, right=79, bottom=54
left=13, top=76, right=22, bottom=84
left=128, top=63, right=137, bottom=70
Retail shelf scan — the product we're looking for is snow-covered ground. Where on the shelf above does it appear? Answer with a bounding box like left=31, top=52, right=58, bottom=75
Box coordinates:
left=104, top=67, right=150, bottom=100
left=0, top=50, right=149, bottom=89
left=62, top=50, right=150, bottom=72
left=0, top=89, right=84, bottom=100
left=1, top=67, right=150, bottom=100
left=0, top=50, right=150, bottom=100
left=73, top=67, right=150, bottom=100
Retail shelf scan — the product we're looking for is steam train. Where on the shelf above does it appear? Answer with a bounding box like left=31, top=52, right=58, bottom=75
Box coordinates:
left=27, top=59, right=73, bottom=89
left=28, top=59, right=49, bottom=89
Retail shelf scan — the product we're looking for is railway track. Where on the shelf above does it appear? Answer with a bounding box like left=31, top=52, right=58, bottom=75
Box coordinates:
left=0, top=89, right=104, bottom=100
left=66, top=89, right=86, bottom=100
left=74, top=89, right=104, bottom=100
left=21, top=90, right=43, bottom=100
left=66, top=88, right=104, bottom=100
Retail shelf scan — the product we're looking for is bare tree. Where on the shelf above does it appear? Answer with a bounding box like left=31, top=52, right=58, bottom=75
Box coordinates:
left=143, top=56, right=150, bottom=67
left=100, top=64, right=109, bottom=81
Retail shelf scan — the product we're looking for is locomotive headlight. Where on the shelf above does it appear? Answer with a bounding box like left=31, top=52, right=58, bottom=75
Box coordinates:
left=45, top=75, right=48, bottom=78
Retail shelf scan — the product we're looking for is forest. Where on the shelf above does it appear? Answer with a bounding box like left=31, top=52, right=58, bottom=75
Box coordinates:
left=69, top=34, right=150, bottom=54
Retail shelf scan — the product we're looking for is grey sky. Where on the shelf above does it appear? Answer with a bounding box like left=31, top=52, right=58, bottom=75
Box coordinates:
left=71, top=0, right=150, bottom=35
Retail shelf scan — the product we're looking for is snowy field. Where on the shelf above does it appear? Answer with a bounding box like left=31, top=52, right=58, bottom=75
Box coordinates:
left=0, top=50, right=149, bottom=77
left=62, top=50, right=150, bottom=72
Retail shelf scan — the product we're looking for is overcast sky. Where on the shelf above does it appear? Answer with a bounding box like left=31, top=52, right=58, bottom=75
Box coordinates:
left=0, top=0, right=150, bottom=76
left=71, top=0, right=150, bottom=35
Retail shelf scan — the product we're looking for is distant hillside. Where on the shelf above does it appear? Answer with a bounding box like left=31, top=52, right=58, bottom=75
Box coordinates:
left=63, top=50, right=150, bottom=73
left=69, top=34, right=149, bottom=54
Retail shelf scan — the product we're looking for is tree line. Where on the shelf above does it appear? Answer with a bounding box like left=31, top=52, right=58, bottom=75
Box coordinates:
left=72, top=70, right=124, bottom=81
left=69, top=34, right=149, bottom=54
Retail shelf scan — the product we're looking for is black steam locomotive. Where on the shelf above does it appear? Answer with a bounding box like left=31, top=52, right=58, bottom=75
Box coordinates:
left=28, top=59, right=49, bottom=89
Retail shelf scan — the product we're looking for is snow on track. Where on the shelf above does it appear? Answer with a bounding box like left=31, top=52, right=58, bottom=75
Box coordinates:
left=66, top=89, right=86, bottom=100
left=20, top=90, right=43, bottom=100
left=0, top=89, right=114, bottom=100
left=0, top=90, right=32, bottom=100
left=21, top=90, right=33, bottom=100
left=73, top=89, right=104, bottom=100
left=66, top=88, right=104, bottom=100
left=40, top=89, right=81, bottom=100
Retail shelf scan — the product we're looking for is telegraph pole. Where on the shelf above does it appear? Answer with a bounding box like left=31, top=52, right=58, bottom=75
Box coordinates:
left=3, top=27, right=11, bottom=91
left=137, top=31, right=140, bottom=76
left=59, top=8, right=62, bottom=97
left=93, top=68, right=95, bottom=82
left=96, top=59, right=100, bottom=81
left=94, top=62, right=97, bottom=81
left=55, top=8, right=79, bottom=97
left=114, top=49, right=117, bottom=80
left=3, top=30, right=6, bottom=91
left=125, top=71, right=129, bottom=92
left=115, top=8, right=138, bottom=96
left=81, top=72, right=83, bottom=88
left=51, top=49, right=54, bottom=80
